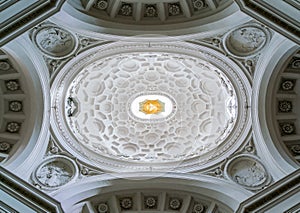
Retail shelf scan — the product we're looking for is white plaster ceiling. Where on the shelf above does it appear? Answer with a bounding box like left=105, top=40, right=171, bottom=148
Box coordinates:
left=51, top=41, right=251, bottom=172
left=65, top=52, right=237, bottom=163
left=1, top=1, right=300, bottom=212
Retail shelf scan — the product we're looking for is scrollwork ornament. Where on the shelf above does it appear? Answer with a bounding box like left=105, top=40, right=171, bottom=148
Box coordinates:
left=81, top=167, right=89, bottom=175
left=289, top=57, right=300, bottom=69
left=214, top=168, right=223, bottom=176
left=244, top=145, right=254, bottom=153
left=49, top=146, right=59, bottom=154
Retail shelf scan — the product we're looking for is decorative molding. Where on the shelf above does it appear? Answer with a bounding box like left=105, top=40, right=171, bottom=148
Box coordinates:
left=0, top=166, right=64, bottom=213
left=0, top=0, right=19, bottom=11
left=223, top=23, right=271, bottom=58
left=269, top=50, right=300, bottom=164
left=0, top=200, right=18, bottom=213
left=224, top=154, right=271, bottom=191
left=50, top=41, right=252, bottom=173
left=77, top=0, right=233, bottom=24
left=78, top=189, right=233, bottom=212
left=0, top=0, right=67, bottom=46
left=29, top=21, right=110, bottom=77
left=237, top=168, right=300, bottom=213
left=46, top=137, right=104, bottom=177
left=283, top=0, right=300, bottom=10
left=284, top=202, right=300, bottom=213
left=203, top=136, right=273, bottom=192
left=0, top=55, right=27, bottom=165
left=193, top=21, right=272, bottom=79
left=234, top=0, right=300, bottom=45
left=31, top=155, right=78, bottom=190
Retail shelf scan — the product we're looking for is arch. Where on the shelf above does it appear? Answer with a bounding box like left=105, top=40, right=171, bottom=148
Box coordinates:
left=252, top=33, right=299, bottom=180
left=51, top=172, right=252, bottom=212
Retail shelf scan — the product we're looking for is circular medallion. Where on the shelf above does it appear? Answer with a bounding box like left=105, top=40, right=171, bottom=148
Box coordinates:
left=33, top=156, right=77, bottom=189
left=193, top=203, right=204, bottom=213
left=0, top=142, right=11, bottom=152
left=34, top=26, right=76, bottom=57
left=0, top=61, right=10, bottom=71
left=169, top=198, right=181, bottom=210
left=224, top=25, right=268, bottom=57
left=225, top=155, right=269, bottom=190
left=9, top=101, right=23, bottom=112
left=145, top=197, right=156, bottom=208
left=98, top=203, right=109, bottom=213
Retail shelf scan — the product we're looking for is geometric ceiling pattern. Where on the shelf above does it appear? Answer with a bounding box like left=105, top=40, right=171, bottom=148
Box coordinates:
left=0, top=52, right=30, bottom=164
left=268, top=50, right=300, bottom=164
left=83, top=189, right=233, bottom=213
left=0, top=0, right=299, bottom=212
left=65, top=0, right=240, bottom=36
left=77, top=0, right=233, bottom=24
left=50, top=41, right=251, bottom=172
left=65, top=52, right=238, bottom=163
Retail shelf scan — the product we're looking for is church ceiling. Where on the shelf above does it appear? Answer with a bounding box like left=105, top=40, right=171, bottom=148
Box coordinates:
left=0, top=1, right=299, bottom=212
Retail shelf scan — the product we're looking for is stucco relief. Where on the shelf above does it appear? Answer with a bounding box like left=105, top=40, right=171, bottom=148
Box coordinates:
left=33, top=25, right=76, bottom=57
left=224, top=24, right=269, bottom=57
left=32, top=156, right=77, bottom=190
left=51, top=42, right=251, bottom=172
left=0, top=61, right=11, bottom=71
left=225, top=155, right=269, bottom=190
left=64, top=53, right=237, bottom=163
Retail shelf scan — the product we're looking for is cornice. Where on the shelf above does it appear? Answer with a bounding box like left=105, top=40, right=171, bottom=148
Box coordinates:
left=237, top=168, right=300, bottom=212
left=0, top=0, right=66, bottom=47
left=234, top=0, right=300, bottom=45
left=0, top=166, right=63, bottom=213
